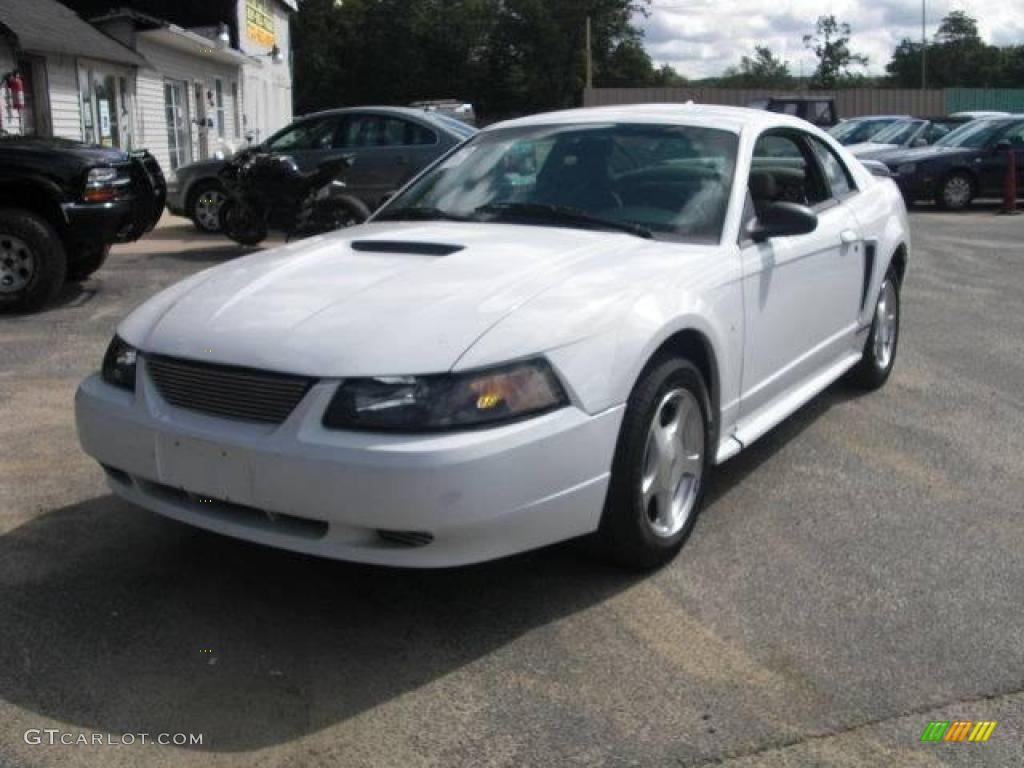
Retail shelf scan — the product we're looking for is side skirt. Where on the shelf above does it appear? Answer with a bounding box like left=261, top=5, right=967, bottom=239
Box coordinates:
left=714, top=350, right=862, bottom=464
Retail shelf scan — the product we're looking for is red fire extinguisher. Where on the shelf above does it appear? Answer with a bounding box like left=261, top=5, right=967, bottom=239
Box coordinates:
left=7, top=72, right=25, bottom=111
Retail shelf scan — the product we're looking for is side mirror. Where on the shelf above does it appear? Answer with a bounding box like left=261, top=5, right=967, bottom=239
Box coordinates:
left=911, top=137, right=928, bottom=147
left=747, top=202, right=818, bottom=242
left=994, top=139, right=1012, bottom=153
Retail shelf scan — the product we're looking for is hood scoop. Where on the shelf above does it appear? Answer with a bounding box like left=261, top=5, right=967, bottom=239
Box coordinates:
left=350, top=240, right=464, bottom=256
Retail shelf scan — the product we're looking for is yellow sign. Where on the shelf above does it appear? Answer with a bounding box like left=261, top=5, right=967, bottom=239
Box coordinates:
left=246, top=0, right=275, bottom=46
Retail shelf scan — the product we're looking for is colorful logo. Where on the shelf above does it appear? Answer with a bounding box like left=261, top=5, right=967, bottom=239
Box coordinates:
left=920, top=720, right=997, bottom=742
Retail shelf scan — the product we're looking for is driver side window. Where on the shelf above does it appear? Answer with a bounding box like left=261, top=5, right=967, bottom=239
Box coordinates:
left=750, top=132, right=829, bottom=216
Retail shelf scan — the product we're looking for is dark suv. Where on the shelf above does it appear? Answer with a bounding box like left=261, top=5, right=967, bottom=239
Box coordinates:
left=0, top=137, right=165, bottom=312
left=747, top=98, right=839, bottom=128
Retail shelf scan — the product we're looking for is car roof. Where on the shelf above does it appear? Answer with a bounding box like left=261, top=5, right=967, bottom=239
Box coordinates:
left=486, top=103, right=822, bottom=135
left=290, top=105, right=466, bottom=135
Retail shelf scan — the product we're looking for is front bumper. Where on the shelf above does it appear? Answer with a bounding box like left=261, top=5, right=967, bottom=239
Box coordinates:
left=75, top=364, right=622, bottom=567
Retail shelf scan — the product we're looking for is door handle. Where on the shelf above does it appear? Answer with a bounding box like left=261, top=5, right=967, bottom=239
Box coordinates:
left=840, top=229, right=859, bottom=245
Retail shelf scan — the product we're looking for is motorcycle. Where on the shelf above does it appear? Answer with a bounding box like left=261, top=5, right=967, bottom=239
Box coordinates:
left=217, top=150, right=371, bottom=246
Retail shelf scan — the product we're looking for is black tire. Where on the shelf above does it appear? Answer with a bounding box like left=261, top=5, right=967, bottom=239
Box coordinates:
left=847, top=266, right=901, bottom=390
left=332, top=195, right=371, bottom=228
left=219, top=199, right=267, bottom=246
left=935, top=171, right=975, bottom=211
left=66, top=244, right=110, bottom=282
left=0, top=208, right=67, bottom=313
left=597, top=356, right=711, bottom=570
left=189, top=181, right=227, bottom=233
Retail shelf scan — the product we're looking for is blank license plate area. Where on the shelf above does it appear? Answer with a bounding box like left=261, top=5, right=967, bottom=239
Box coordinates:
left=156, top=434, right=252, bottom=504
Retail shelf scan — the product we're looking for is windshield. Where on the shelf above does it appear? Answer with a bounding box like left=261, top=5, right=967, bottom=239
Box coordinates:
left=377, top=123, right=739, bottom=242
left=935, top=119, right=1016, bottom=148
left=829, top=118, right=900, bottom=143
left=870, top=119, right=925, bottom=145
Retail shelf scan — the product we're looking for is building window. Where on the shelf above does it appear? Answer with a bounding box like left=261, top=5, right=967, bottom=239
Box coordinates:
left=246, top=0, right=275, bottom=46
left=231, top=81, right=240, bottom=139
left=164, top=79, right=191, bottom=170
left=215, top=78, right=225, bottom=139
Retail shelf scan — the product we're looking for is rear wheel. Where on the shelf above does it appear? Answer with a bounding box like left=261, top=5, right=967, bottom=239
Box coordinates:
left=0, top=208, right=66, bottom=313
left=219, top=200, right=267, bottom=246
left=598, top=356, right=710, bottom=570
left=936, top=171, right=974, bottom=211
left=847, top=267, right=901, bottom=390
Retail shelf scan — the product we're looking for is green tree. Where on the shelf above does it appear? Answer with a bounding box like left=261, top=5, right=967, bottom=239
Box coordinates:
left=884, top=10, right=1008, bottom=87
left=721, top=45, right=792, bottom=87
left=292, top=0, right=664, bottom=120
left=802, top=15, right=868, bottom=88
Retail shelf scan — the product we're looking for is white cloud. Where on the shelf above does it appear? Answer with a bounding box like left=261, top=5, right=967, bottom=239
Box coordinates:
left=640, top=0, right=1024, bottom=79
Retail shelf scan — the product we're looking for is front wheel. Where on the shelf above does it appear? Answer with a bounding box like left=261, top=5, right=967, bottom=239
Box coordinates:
left=0, top=208, right=66, bottom=313
left=190, top=182, right=227, bottom=233
left=597, top=357, right=711, bottom=570
left=219, top=200, right=267, bottom=246
left=847, top=268, right=901, bottom=390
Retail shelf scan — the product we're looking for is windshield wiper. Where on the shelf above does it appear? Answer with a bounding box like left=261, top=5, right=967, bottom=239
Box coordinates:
left=474, top=202, right=653, bottom=239
left=374, top=206, right=471, bottom=222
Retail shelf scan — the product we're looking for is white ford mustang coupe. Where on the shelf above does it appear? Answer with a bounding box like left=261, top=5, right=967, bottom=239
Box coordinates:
left=76, top=105, right=909, bottom=569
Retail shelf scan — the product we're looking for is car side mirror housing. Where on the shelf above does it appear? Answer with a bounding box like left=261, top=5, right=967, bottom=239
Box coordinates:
left=911, top=137, right=928, bottom=147
left=747, top=202, right=818, bottom=242
left=994, top=139, right=1012, bottom=153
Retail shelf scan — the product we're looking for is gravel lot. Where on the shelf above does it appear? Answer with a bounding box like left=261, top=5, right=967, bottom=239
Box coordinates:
left=1, top=209, right=1022, bottom=768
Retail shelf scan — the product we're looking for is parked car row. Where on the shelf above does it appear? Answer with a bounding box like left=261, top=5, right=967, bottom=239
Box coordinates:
left=827, top=112, right=1023, bottom=209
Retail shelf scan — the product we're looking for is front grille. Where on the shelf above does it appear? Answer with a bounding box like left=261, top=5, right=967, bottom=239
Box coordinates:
left=146, top=355, right=315, bottom=424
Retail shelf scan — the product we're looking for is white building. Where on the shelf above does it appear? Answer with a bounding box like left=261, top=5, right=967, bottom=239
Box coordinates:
left=0, top=0, right=295, bottom=173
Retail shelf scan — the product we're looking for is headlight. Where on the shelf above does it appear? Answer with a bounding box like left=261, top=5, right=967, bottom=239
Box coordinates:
left=896, top=163, right=916, bottom=176
left=323, top=359, right=568, bottom=432
left=86, top=167, right=119, bottom=185
left=102, top=336, right=138, bottom=391
left=84, top=166, right=131, bottom=202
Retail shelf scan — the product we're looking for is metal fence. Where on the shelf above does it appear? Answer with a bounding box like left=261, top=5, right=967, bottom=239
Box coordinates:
left=584, top=87, right=949, bottom=117
left=946, top=88, right=1024, bottom=114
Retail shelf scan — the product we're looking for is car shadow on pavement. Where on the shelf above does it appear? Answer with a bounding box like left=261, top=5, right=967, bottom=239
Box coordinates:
left=0, top=493, right=642, bottom=752
left=0, top=380, right=864, bottom=753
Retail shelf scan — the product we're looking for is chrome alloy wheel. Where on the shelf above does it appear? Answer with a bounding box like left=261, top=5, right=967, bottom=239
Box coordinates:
left=0, top=234, right=34, bottom=294
left=640, top=388, right=704, bottom=538
left=943, top=175, right=972, bottom=209
left=194, top=189, right=226, bottom=231
left=873, top=278, right=898, bottom=370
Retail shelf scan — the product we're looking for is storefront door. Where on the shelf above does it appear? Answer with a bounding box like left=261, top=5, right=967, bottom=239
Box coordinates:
left=79, top=66, right=132, bottom=148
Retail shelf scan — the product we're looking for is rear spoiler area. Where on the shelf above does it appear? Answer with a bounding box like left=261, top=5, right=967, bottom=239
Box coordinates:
left=859, top=159, right=892, bottom=178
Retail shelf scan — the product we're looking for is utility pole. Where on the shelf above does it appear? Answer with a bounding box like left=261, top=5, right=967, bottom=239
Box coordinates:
left=921, top=0, right=927, bottom=90
left=586, top=16, right=593, bottom=90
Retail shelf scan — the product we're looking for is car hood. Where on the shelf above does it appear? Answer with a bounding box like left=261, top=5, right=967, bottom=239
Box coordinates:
left=121, top=222, right=667, bottom=376
left=0, top=135, right=129, bottom=165
left=881, top=145, right=977, bottom=165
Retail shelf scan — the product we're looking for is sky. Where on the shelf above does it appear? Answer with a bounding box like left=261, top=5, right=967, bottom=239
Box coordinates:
left=639, top=0, right=1024, bottom=79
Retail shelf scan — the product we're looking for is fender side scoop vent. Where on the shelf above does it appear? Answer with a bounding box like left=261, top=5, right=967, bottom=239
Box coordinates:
left=351, top=241, right=464, bottom=256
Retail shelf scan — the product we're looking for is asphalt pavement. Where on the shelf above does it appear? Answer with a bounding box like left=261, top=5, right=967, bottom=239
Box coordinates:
left=0, top=209, right=1021, bottom=768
